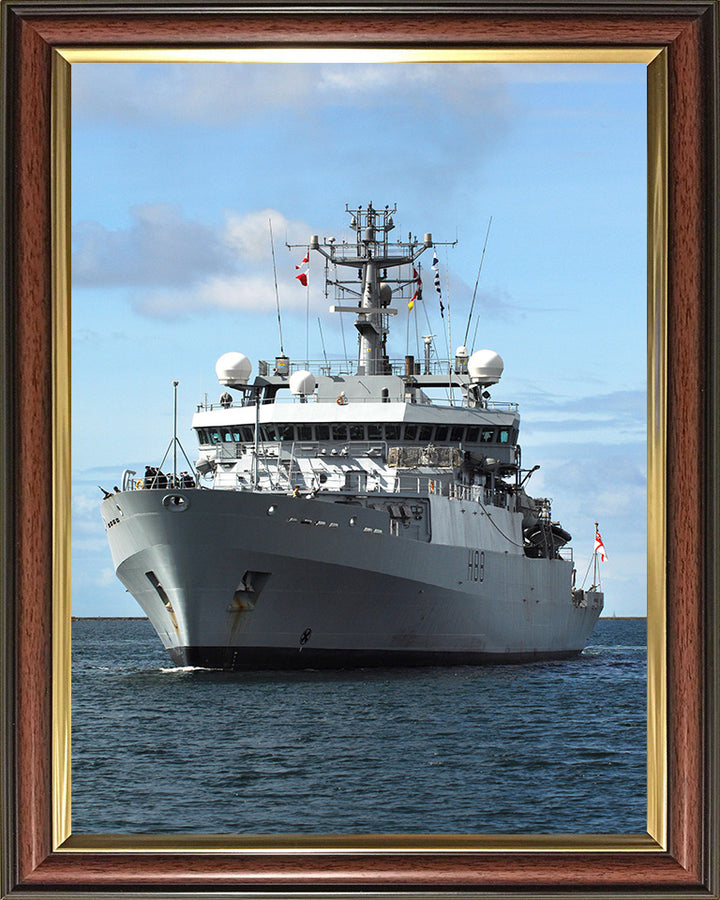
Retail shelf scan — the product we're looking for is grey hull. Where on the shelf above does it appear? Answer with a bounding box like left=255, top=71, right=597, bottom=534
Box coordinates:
left=168, top=645, right=583, bottom=670
left=101, top=488, right=603, bottom=669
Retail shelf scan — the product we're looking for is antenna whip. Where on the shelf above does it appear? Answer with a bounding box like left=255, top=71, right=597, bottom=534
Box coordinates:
left=269, top=218, right=284, bottom=355
left=463, top=216, right=492, bottom=348
left=318, top=317, right=329, bottom=370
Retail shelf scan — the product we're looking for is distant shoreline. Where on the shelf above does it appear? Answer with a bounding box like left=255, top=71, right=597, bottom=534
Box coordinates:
left=601, top=616, right=647, bottom=620
left=72, top=616, right=149, bottom=620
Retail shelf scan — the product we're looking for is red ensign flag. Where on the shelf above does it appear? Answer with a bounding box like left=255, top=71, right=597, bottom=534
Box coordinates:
left=594, top=529, right=608, bottom=562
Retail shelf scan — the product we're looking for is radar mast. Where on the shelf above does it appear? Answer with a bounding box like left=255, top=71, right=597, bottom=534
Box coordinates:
left=310, top=203, right=432, bottom=375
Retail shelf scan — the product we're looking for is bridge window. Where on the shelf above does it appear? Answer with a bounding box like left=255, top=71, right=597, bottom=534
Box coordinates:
left=418, top=424, right=433, bottom=442
left=450, top=426, right=465, bottom=442
left=349, top=423, right=365, bottom=441
left=403, top=424, right=418, bottom=440
left=196, top=428, right=209, bottom=444
left=240, top=426, right=253, bottom=442
left=435, top=426, right=448, bottom=442
left=277, top=424, right=295, bottom=441
left=384, top=424, right=401, bottom=441
left=367, top=423, right=382, bottom=440
left=480, top=428, right=495, bottom=443
left=209, top=429, right=221, bottom=444
left=316, top=424, right=330, bottom=441
left=297, top=424, right=313, bottom=441
left=466, top=426, right=480, bottom=442
left=332, top=424, right=348, bottom=441
left=499, top=428, right=510, bottom=444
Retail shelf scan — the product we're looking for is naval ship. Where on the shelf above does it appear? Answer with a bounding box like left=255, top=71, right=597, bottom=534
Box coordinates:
left=101, top=203, right=603, bottom=669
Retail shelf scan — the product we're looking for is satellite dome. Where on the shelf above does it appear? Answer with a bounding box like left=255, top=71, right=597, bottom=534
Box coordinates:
left=289, top=370, right=316, bottom=396
left=379, top=282, right=392, bottom=306
left=215, top=352, right=252, bottom=386
left=468, top=349, right=504, bottom=385
left=455, top=345, right=469, bottom=358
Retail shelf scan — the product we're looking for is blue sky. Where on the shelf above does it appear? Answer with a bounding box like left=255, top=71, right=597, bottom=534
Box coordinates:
left=71, top=60, right=647, bottom=616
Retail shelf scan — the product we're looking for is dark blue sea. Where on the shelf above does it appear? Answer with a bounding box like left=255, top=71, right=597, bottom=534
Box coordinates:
left=71, top=617, right=646, bottom=835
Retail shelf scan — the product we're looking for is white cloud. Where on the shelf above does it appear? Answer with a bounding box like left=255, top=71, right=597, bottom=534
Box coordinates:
left=73, top=61, right=511, bottom=125
left=73, top=63, right=319, bottom=125
left=316, top=63, right=508, bottom=110
left=520, top=390, right=646, bottom=444
left=73, top=203, right=235, bottom=287
left=72, top=60, right=638, bottom=135
left=222, top=208, right=310, bottom=259
left=73, top=204, right=325, bottom=319
left=134, top=272, right=311, bottom=318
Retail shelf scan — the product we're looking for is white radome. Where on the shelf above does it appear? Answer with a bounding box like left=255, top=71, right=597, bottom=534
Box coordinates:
left=215, top=352, right=252, bottom=386
left=468, top=349, right=504, bottom=385
left=289, top=370, right=317, bottom=396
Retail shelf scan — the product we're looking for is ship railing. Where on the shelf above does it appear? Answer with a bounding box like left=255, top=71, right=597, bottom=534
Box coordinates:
left=197, top=396, right=281, bottom=412
left=415, top=478, right=519, bottom=514
left=390, top=475, right=426, bottom=495
left=277, top=359, right=518, bottom=389
left=283, top=357, right=461, bottom=378
left=196, top=396, right=518, bottom=412
left=390, top=477, right=490, bottom=503
left=121, top=468, right=198, bottom=491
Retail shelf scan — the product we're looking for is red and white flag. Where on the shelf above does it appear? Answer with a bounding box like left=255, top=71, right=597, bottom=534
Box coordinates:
left=594, top=529, right=608, bottom=562
left=295, top=250, right=309, bottom=286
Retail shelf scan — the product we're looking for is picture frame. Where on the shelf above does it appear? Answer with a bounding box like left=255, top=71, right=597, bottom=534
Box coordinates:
left=1, top=1, right=718, bottom=896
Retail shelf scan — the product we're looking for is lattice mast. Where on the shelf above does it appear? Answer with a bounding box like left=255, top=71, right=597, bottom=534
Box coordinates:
left=310, top=203, right=433, bottom=375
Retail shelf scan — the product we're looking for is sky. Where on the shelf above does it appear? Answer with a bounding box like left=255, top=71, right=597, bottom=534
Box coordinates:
left=71, top=60, right=647, bottom=617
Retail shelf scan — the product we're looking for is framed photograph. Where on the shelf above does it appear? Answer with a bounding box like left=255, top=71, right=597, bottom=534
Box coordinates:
left=1, top=2, right=717, bottom=897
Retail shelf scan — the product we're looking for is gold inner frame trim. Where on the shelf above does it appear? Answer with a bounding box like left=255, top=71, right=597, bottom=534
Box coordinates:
left=59, top=47, right=661, bottom=65
left=51, top=49, right=73, bottom=851
left=645, top=50, right=668, bottom=854
left=52, top=46, right=667, bottom=854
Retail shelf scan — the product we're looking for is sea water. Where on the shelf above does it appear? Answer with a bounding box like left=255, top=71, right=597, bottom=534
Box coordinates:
left=71, top=617, right=646, bottom=835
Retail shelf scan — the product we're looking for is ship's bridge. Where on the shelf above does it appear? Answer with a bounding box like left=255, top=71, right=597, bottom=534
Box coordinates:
left=192, top=399, right=520, bottom=468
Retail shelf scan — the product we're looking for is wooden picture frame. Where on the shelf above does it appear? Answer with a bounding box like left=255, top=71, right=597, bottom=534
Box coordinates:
left=1, top=2, right=718, bottom=896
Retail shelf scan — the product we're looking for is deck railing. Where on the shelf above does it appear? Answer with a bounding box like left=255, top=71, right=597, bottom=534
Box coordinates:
left=197, top=395, right=518, bottom=412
